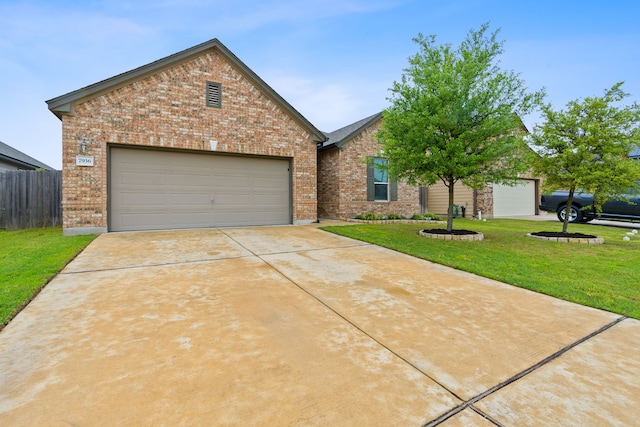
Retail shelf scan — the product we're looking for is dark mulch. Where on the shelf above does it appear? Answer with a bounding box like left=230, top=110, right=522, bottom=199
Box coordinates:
left=421, top=229, right=479, bottom=236
left=531, top=231, right=597, bottom=239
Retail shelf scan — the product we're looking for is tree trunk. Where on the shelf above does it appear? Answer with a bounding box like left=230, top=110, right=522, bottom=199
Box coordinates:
left=447, top=179, right=455, bottom=232
left=562, top=188, right=575, bottom=233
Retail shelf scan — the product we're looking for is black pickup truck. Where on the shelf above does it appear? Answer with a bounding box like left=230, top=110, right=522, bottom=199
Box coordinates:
left=539, top=188, right=640, bottom=223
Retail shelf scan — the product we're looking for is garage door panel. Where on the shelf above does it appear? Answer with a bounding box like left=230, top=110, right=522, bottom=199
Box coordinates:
left=119, top=171, right=166, bottom=186
left=255, top=177, right=286, bottom=188
left=120, top=213, right=170, bottom=228
left=493, top=180, right=535, bottom=217
left=171, top=174, right=211, bottom=187
left=110, top=147, right=291, bottom=231
left=166, top=192, right=211, bottom=207
left=167, top=212, right=212, bottom=227
left=120, top=192, right=167, bottom=206
left=254, top=194, right=286, bottom=204
left=216, top=178, right=252, bottom=189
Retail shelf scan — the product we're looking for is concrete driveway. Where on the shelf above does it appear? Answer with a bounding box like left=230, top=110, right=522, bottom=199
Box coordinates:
left=1, top=225, right=638, bottom=426
left=516, top=213, right=640, bottom=230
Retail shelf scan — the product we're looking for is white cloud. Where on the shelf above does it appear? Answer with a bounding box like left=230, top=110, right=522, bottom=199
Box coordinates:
left=263, top=72, right=389, bottom=131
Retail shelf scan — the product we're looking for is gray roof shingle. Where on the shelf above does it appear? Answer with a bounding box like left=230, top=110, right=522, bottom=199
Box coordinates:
left=0, top=140, right=54, bottom=170
left=319, top=112, right=383, bottom=151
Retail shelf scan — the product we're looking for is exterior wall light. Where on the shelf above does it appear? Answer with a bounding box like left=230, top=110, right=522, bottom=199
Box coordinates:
left=80, top=138, right=88, bottom=153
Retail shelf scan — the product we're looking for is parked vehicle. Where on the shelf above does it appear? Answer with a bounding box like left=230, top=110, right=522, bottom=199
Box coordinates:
left=539, top=187, right=640, bottom=223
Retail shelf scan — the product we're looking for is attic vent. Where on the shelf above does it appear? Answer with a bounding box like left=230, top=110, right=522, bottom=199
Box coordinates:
left=206, top=81, right=222, bottom=108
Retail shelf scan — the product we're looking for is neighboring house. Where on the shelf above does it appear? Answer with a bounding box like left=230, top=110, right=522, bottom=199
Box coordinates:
left=0, top=140, right=54, bottom=171
left=424, top=122, right=541, bottom=218
left=46, top=38, right=325, bottom=235
left=426, top=177, right=540, bottom=218
left=318, top=113, right=541, bottom=220
left=317, top=112, right=420, bottom=219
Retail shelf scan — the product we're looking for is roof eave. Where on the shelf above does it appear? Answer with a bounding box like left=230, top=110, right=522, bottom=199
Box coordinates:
left=318, top=142, right=337, bottom=152
left=319, top=111, right=383, bottom=151
left=340, top=112, right=383, bottom=145
left=0, top=154, right=52, bottom=170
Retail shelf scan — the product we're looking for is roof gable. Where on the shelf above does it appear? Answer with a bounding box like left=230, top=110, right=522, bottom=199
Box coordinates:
left=319, top=112, right=383, bottom=151
left=46, top=38, right=325, bottom=143
left=0, top=140, right=54, bottom=170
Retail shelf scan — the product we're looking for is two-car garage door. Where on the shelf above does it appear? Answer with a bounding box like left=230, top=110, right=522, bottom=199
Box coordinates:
left=109, top=147, right=291, bottom=232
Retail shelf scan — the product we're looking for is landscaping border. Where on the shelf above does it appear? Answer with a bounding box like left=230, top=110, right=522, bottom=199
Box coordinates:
left=419, top=230, right=484, bottom=241
left=526, top=233, right=604, bottom=244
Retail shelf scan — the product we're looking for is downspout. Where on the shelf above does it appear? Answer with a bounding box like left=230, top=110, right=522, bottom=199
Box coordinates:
left=473, top=189, right=478, bottom=219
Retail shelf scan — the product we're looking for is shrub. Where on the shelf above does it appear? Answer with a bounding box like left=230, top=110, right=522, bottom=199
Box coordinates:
left=386, top=213, right=405, bottom=220
left=362, top=212, right=380, bottom=220
left=411, top=213, right=441, bottom=221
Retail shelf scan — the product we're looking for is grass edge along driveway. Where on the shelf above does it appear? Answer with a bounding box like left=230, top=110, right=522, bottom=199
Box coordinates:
left=0, top=227, right=96, bottom=329
left=321, top=219, right=640, bottom=320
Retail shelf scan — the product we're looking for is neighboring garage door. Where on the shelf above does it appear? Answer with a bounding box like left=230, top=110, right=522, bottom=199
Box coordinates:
left=109, top=147, right=291, bottom=231
left=492, top=179, right=536, bottom=217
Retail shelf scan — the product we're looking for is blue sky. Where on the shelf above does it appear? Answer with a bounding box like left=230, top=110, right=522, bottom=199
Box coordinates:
left=1, top=0, right=639, bottom=169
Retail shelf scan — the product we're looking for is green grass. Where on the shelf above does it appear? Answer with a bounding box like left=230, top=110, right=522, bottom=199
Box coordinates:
left=0, top=227, right=96, bottom=329
left=321, top=219, right=640, bottom=319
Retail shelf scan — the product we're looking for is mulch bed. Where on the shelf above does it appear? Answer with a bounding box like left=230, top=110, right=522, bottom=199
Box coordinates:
left=530, top=231, right=597, bottom=239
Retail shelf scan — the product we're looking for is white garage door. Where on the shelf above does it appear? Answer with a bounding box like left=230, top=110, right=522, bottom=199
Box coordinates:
left=492, top=180, right=536, bottom=217
left=109, top=147, right=291, bottom=231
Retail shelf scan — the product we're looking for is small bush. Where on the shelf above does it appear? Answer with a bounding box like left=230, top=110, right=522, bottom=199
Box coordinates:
left=362, top=212, right=380, bottom=220
left=411, top=213, right=441, bottom=221
left=386, top=213, right=405, bottom=220
left=355, top=214, right=365, bottom=220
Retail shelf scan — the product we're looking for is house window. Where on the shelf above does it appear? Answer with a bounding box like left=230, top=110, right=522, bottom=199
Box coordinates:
left=373, top=158, right=389, bottom=201
left=206, top=81, right=222, bottom=108
left=367, top=157, right=398, bottom=202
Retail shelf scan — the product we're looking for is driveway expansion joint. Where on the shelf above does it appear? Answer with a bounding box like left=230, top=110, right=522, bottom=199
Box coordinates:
left=249, top=242, right=372, bottom=257
left=425, top=315, right=628, bottom=425
left=59, top=255, right=256, bottom=274
left=424, top=403, right=504, bottom=427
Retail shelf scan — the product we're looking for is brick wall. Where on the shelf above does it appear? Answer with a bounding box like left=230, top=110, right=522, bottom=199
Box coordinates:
left=60, top=49, right=317, bottom=232
left=318, top=118, right=420, bottom=219
left=317, top=148, right=340, bottom=218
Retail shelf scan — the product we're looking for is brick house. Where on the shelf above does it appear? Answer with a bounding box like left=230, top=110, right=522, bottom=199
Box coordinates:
left=47, top=38, right=325, bottom=235
left=47, top=38, right=542, bottom=234
left=319, top=113, right=541, bottom=220
left=317, top=112, right=420, bottom=219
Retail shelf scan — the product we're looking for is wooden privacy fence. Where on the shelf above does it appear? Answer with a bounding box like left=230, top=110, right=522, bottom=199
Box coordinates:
left=0, top=170, right=62, bottom=230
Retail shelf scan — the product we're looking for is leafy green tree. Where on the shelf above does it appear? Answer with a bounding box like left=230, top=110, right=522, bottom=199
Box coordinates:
left=378, top=23, right=544, bottom=231
left=531, top=82, right=640, bottom=233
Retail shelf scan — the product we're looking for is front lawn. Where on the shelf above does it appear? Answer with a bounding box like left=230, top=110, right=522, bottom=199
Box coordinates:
left=321, top=219, right=640, bottom=319
left=0, top=227, right=96, bottom=329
